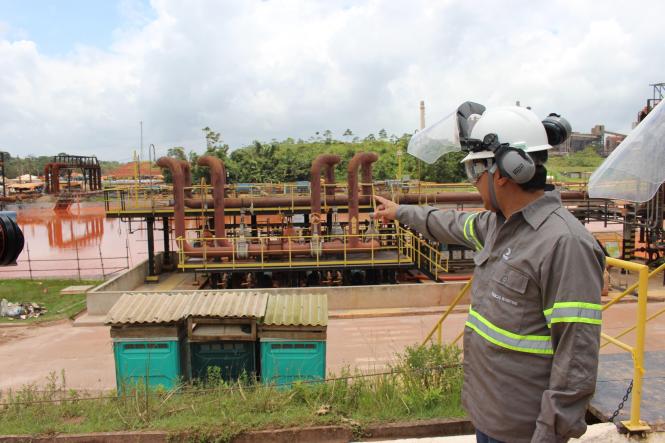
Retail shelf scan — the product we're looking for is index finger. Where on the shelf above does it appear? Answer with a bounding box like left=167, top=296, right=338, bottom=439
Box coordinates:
left=374, top=195, right=393, bottom=205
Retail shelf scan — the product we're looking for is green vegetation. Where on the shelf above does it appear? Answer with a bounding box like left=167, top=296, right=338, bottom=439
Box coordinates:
left=163, top=127, right=468, bottom=185
left=547, top=147, right=605, bottom=181
left=0, top=344, right=464, bottom=440
left=0, top=279, right=101, bottom=324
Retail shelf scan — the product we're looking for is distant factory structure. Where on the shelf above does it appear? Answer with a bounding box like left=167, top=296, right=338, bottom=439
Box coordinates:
left=552, top=124, right=626, bottom=157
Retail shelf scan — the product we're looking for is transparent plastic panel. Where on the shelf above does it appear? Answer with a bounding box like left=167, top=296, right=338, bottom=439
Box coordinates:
left=407, top=110, right=461, bottom=164
left=589, top=99, right=665, bottom=202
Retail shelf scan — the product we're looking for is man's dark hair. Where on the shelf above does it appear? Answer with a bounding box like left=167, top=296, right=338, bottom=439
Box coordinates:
left=519, top=165, right=548, bottom=191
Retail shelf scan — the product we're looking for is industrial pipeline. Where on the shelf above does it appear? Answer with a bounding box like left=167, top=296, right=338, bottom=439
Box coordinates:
left=156, top=152, right=383, bottom=260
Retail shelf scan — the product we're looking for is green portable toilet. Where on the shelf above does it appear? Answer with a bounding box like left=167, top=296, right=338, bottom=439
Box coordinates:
left=183, top=292, right=269, bottom=382
left=106, top=293, right=187, bottom=391
left=259, top=293, right=328, bottom=386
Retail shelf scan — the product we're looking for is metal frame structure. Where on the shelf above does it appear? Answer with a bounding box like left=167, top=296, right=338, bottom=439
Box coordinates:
left=44, top=154, right=102, bottom=194
left=176, top=222, right=447, bottom=278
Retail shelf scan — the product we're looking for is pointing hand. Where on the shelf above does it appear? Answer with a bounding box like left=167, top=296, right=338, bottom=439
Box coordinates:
left=374, top=195, right=399, bottom=221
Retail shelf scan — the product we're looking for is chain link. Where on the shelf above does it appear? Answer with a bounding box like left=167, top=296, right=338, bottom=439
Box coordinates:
left=609, top=380, right=633, bottom=424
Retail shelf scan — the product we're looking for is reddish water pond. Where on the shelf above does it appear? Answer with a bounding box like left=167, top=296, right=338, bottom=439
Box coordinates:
left=2, top=202, right=164, bottom=279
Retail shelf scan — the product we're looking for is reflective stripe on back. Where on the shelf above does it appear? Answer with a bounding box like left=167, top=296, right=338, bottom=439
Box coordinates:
left=466, top=308, right=553, bottom=355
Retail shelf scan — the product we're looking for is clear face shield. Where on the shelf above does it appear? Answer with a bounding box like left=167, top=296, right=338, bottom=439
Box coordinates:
left=407, top=110, right=461, bottom=164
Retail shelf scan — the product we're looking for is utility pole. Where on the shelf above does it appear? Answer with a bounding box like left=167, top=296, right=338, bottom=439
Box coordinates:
left=419, top=100, right=426, bottom=130
left=139, top=121, right=143, bottom=184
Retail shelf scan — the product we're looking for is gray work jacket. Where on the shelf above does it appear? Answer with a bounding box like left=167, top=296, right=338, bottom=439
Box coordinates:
left=397, top=191, right=604, bottom=443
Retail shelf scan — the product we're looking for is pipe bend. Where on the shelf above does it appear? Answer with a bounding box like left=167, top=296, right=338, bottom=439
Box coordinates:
left=197, top=155, right=227, bottom=245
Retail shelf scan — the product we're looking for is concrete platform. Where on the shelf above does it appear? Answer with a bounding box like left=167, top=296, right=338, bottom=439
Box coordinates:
left=60, top=285, right=95, bottom=295
left=363, top=424, right=665, bottom=442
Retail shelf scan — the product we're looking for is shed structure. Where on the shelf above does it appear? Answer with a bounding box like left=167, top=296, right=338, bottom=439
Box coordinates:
left=107, top=291, right=269, bottom=387
left=259, top=293, right=328, bottom=385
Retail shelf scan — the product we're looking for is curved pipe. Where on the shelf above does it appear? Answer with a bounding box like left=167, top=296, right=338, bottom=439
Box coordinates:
left=361, top=159, right=373, bottom=198
left=157, top=157, right=186, bottom=239
left=310, top=154, right=341, bottom=235
left=325, top=164, right=336, bottom=196
left=179, top=160, right=193, bottom=198
left=348, top=152, right=379, bottom=248
left=197, top=155, right=227, bottom=246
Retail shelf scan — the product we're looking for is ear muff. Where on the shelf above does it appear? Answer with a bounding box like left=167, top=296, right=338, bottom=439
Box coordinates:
left=542, top=113, right=571, bottom=146
left=493, top=145, right=536, bottom=184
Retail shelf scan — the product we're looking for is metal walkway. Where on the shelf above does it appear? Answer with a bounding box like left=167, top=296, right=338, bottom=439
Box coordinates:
left=590, top=351, right=665, bottom=431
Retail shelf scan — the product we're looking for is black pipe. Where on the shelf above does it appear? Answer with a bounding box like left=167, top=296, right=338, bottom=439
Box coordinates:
left=147, top=216, right=156, bottom=277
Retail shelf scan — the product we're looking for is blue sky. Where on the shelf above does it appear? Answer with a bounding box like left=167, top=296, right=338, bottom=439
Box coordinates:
left=0, top=0, right=153, bottom=55
left=0, top=0, right=664, bottom=161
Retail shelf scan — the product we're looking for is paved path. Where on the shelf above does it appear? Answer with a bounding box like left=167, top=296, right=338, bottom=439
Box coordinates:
left=2, top=302, right=665, bottom=393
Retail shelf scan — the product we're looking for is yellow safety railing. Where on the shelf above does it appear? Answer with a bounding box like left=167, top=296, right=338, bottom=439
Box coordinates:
left=102, top=179, right=482, bottom=215
left=422, top=279, right=472, bottom=346
left=175, top=223, right=448, bottom=276
left=598, top=259, right=665, bottom=432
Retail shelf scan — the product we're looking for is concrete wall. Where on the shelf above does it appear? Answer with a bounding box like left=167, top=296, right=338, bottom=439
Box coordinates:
left=87, top=257, right=469, bottom=316
left=87, top=252, right=173, bottom=315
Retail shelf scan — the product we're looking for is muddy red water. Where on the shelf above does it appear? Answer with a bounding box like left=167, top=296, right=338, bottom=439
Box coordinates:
left=3, top=202, right=163, bottom=279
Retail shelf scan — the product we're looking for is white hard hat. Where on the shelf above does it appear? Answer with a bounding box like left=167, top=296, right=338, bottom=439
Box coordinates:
left=461, top=106, right=551, bottom=163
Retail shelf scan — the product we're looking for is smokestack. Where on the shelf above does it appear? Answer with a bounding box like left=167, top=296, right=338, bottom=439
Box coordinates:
left=419, top=100, right=426, bottom=130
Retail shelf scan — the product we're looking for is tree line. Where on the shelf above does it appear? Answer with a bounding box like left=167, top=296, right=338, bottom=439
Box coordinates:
left=163, top=127, right=467, bottom=184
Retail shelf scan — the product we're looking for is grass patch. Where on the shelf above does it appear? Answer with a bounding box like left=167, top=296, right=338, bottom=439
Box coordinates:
left=0, top=344, right=465, bottom=439
left=0, top=279, right=101, bottom=324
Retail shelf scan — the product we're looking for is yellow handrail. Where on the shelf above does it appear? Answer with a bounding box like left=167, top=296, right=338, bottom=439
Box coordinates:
left=421, top=279, right=472, bottom=346
left=602, top=257, right=650, bottom=432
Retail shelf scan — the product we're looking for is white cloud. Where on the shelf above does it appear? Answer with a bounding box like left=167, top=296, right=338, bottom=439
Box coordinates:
left=1, top=0, right=664, bottom=160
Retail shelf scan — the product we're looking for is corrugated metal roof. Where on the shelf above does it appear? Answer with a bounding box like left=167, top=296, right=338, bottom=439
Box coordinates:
left=187, top=292, right=268, bottom=319
left=105, top=291, right=269, bottom=325
left=262, top=293, right=328, bottom=327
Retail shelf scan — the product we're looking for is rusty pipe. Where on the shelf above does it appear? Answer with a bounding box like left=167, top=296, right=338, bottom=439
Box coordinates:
left=310, top=154, right=341, bottom=235
left=157, top=157, right=186, bottom=239
left=325, top=164, right=336, bottom=196
left=348, top=152, right=379, bottom=248
left=179, top=160, right=193, bottom=198
left=183, top=190, right=589, bottom=209
left=361, top=159, right=373, bottom=198
left=197, top=155, right=227, bottom=245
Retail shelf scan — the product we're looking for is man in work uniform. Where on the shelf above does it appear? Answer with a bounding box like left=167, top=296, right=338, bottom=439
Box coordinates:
left=375, top=105, right=605, bottom=443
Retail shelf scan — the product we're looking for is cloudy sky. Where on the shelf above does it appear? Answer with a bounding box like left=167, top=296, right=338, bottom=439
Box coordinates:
left=0, top=0, right=663, bottom=161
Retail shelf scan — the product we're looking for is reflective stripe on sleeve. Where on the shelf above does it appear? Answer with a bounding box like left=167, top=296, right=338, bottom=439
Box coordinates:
left=543, top=302, right=602, bottom=327
left=466, top=307, right=553, bottom=355
left=462, top=213, right=483, bottom=251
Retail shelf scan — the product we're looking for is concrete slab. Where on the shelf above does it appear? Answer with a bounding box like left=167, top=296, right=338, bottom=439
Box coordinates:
left=361, top=424, right=665, bottom=442
left=60, top=285, right=95, bottom=295
left=329, top=305, right=468, bottom=320
left=72, top=313, right=106, bottom=327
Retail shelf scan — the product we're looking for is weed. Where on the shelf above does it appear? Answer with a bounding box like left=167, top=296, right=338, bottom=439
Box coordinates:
left=0, top=344, right=465, bottom=436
